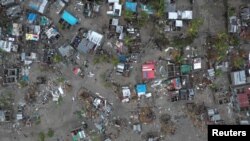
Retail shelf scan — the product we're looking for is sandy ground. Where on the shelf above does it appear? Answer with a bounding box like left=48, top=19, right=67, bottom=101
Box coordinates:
left=0, top=0, right=243, bottom=141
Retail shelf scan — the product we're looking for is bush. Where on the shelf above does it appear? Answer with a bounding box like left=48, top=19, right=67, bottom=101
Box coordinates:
left=35, top=116, right=41, bottom=125
left=137, top=11, right=149, bottom=26
left=171, top=36, right=194, bottom=48
left=47, top=128, right=54, bottom=138
left=187, top=19, right=204, bottom=37
left=38, top=132, right=45, bottom=141
left=53, top=54, right=62, bottom=63
left=125, top=10, right=134, bottom=21
left=228, top=7, right=236, bottom=17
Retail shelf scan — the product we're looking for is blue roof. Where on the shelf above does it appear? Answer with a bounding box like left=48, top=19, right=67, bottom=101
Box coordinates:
left=29, top=3, right=39, bottom=10
left=27, top=13, right=37, bottom=23
left=126, top=2, right=137, bottom=12
left=136, top=84, right=146, bottom=94
left=61, top=10, right=78, bottom=25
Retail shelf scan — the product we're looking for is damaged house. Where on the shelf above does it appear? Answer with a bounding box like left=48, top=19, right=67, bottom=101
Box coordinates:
left=28, top=0, right=48, bottom=14
left=0, top=40, right=18, bottom=52
left=77, top=30, right=103, bottom=54
left=58, top=44, right=74, bottom=58
left=6, top=5, right=22, bottom=18
left=0, top=0, right=15, bottom=6
left=107, top=0, right=122, bottom=17
left=25, top=25, right=41, bottom=41
left=232, top=86, right=250, bottom=111
left=121, top=86, right=131, bottom=103
left=3, top=68, right=20, bottom=85
left=12, top=23, right=23, bottom=37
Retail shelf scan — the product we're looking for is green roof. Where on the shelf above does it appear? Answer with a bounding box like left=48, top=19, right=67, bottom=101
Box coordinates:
left=181, top=65, right=191, bottom=74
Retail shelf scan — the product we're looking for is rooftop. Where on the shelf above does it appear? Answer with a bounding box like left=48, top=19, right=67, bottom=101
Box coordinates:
left=136, top=84, right=147, bottom=96
left=125, top=2, right=137, bottom=12
left=142, top=62, right=155, bottom=80
left=61, top=10, right=78, bottom=25
left=237, top=87, right=250, bottom=108
left=28, top=0, right=48, bottom=14
left=231, top=70, right=247, bottom=86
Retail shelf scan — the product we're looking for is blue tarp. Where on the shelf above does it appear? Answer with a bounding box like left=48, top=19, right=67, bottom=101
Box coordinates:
left=22, top=75, right=29, bottom=81
left=125, top=2, right=137, bottom=12
left=28, top=13, right=37, bottom=23
left=61, top=10, right=78, bottom=25
left=136, top=84, right=146, bottom=94
left=119, top=55, right=127, bottom=63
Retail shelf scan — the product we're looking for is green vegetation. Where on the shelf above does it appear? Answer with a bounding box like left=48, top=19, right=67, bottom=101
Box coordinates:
left=94, top=54, right=119, bottom=65
left=74, top=110, right=84, bottom=119
left=137, top=11, right=149, bottom=26
left=171, top=50, right=184, bottom=64
left=209, top=83, right=218, bottom=91
left=56, top=77, right=65, bottom=83
left=187, top=18, right=204, bottom=37
left=124, top=36, right=133, bottom=46
left=47, top=128, right=54, bottom=138
left=214, top=32, right=229, bottom=61
left=228, top=7, right=236, bottom=17
left=215, top=69, right=223, bottom=77
left=232, top=56, right=244, bottom=69
left=94, top=54, right=109, bottom=64
left=57, top=95, right=63, bottom=105
left=111, top=56, right=119, bottom=65
left=90, top=132, right=101, bottom=141
left=229, top=35, right=240, bottom=46
left=38, top=132, right=46, bottom=141
left=0, top=92, right=13, bottom=109
left=149, top=0, right=165, bottom=18
left=18, top=80, right=28, bottom=88
left=171, top=36, right=194, bottom=48
left=35, top=116, right=41, bottom=125
left=171, top=19, right=203, bottom=49
left=53, top=54, right=63, bottom=63
left=125, top=10, right=134, bottom=21
left=100, top=73, right=112, bottom=88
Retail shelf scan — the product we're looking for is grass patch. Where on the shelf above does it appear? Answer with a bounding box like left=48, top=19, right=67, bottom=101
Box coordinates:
left=47, top=128, right=54, bottom=138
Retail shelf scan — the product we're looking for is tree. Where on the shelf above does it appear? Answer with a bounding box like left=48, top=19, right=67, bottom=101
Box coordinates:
left=160, top=114, right=176, bottom=135
left=47, top=128, right=54, bottom=137
left=149, top=0, right=165, bottom=18
left=171, top=50, right=184, bottom=64
left=215, top=69, right=223, bottom=77
left=214, top=32, right=229, bottom=61
left=228, top=7, right=236, bottom=17
left=232, top=56, right=244, bottom=70
left=125, top=10, right=134, bottom=21
left=124, top=36, right=133, bottom=46
left=38, top=132, right=45, bottom=141
left=171, top=36, right=194, bottom=48
left=187, top=19, right=203, bottom=37
left=111, top=56, right=119, bottom=66
left=58, top=95, right=63, bottom=105
left=138, top=11, right=149, bottom=26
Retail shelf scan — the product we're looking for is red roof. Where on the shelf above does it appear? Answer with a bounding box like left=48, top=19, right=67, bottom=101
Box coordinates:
left=237, top=94, right=249, bottom=108
left=237, top=87, right=250, bottom=108
left=142, top=63, right=155, bottom=79
left=73, top=67, right=81, bottom=75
